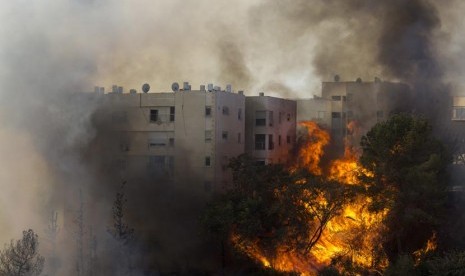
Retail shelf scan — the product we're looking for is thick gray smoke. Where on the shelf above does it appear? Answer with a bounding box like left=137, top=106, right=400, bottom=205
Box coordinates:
left=0, top=0, right=464, bottom=274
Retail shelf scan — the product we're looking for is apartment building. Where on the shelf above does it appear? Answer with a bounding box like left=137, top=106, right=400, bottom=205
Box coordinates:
left=245, top=92, right=297, bottom=165
left=94, top=83, right=245, bottom=193
left=297, top=77, right=410, bottom=150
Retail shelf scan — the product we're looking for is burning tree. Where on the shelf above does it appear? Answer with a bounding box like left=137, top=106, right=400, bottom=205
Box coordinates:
left=203, top=154, right=356, bottom=273
left=359, top=114, right=450, bottom=262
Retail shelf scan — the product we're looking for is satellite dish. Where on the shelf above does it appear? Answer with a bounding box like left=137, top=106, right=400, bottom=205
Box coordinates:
left=142, top=83, right=150, bottom=93
left=171, top=82, right=180, bottom=92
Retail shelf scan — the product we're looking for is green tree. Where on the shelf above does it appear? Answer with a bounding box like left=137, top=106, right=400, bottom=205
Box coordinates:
left=359, top=114, right=450, bottom=261
left=203, top=154, right=355, bottom=269
left=0, top=229, right=45, bottom=276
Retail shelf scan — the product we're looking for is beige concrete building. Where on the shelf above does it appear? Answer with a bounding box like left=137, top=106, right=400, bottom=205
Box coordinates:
left=95, top=83, right=245, bottom=193
left=245, top=93, right=297, bottom=165
left=297, top=77, right=410, bottom=150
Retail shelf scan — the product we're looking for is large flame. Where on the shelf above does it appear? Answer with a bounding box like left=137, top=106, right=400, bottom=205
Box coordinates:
left=231, top=121, right=430, bottom=275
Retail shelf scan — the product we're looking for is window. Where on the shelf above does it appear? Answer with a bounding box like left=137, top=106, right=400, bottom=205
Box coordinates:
left=222, top=131, right=228, bottom=140
left=148, top=156, right=165, bottom=169
left=150, top=109, right=159, bottom=122
left=237, top=133, right=241, bottom=144
left=332, top=95, right=342, bottom=101
left=255, top=159, right=266, bottom=166
left=268, top=134, right=274, bottom=150
left=342, top=96, right=347, bottom=101
left=148, top=139, right=166, bottom=147
left=256, top=111, right=266, bottom=126
left=269, top=111, right=274, bottom=126
left=205, top=106, right=212, bottom=116
left=331, top=112, right=341, bottom=118
left=287, top=113, right=291, bottom=121
left=255, top=134, right=266, bottom=150
left=278, top=135, right=281, bottom=146
left=238, top=108, right=242, bottom=120
left=453, top=107, right=465, bottom=120
left=222, top=106, right=229, bottom=115
left=278, top=112, right=282, bottom=124
left=287, top=135, right=291, bottom=144
left=205, top=130, right=212, bottom=142
left=170, top=106, right=175, bottom=121
left=169, top=138, right=174, bottom=147
left=205, top=156, right=211, bottom=166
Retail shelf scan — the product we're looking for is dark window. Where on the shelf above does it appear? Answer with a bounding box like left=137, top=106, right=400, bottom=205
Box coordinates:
left=278, top=135, right=281, bottom=146
left=205, top=156, right=211, bottom=166
left=287, top=113, right=291, bottom=121
left=238, top=108, right=242, bottom=120
left=269, top=111, right=274, bottom=126
left=222, top=131, right=228, bottom=140
left=148, top=156, right=165, bottom=170
left=170, top=106, right=175, bottom=121
left=268, top=134, right=274, bottom=150
left=238, top=133, right=241, bottom=144
left=255, top=111, right=266, bottom=126
left=342, top=96, right=347, bottom=101
left=150, top=109, right=158, bottom=122
left=255, top=160, right=266, bottom=166
left=331, top=112, right=341, bottom=118
left=255, top=134, right=266, bottom=150
left=222, top=106, right=229, bottom=115
left=332, top=95, right=341, bottom=101
left=169, top=138, right=174, bottom=146
left=205, top=106, right=212, bottom=116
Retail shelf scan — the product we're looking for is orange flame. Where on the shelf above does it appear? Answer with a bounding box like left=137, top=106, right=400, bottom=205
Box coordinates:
left=295, top=121, right=330, bottom=175
left=232, top=121, right=390, bottom=274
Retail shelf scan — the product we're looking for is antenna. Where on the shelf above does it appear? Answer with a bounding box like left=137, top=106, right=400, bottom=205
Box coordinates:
left=172, top=82, right=180, bottom=92
left=142, top=83, right=150, bottom=93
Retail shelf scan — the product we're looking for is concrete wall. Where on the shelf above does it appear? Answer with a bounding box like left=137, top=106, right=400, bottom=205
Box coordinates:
left=245, top=94, right=296, bottom=164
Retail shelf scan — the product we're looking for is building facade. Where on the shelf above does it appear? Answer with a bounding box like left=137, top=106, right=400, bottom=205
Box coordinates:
left=95, top=83, right=245, bottom=193
left=245, top=93, right=297, bottom=165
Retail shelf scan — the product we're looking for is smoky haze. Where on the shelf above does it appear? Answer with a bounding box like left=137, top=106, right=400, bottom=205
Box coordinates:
left=0, top=0, right=464, bottom=274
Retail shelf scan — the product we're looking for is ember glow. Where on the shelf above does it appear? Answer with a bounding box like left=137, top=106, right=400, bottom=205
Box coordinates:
left=231, top=121, right=389, bottom=274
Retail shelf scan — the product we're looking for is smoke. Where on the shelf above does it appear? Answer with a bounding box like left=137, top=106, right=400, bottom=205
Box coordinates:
left=0, top=0, right=464, bottom=274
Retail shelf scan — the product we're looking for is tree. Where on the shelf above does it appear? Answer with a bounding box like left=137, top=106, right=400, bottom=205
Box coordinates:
left=203, top=154, right=355, bottom=269
left=0, top=229, right=45, bottom=276
left=359, top=114, right=450, bottom=261
left=108, top=181, right=134, bottom=246
left=108, top=181, right=134, bottom=275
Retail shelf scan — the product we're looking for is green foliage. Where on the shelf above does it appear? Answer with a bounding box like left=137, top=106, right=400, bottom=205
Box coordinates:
left=203, top=154, right=356, bottom=267
left=359, top=114, right=450, bottom=260
left=0, top=229, right=45, bottom=276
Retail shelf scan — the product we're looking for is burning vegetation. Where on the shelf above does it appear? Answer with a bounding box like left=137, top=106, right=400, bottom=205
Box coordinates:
left=203, top=114, right=451, bottom=275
